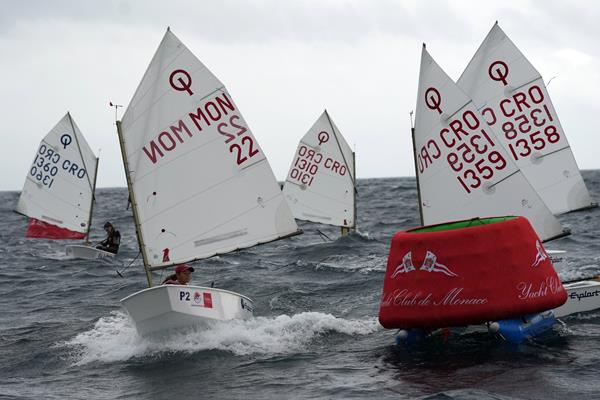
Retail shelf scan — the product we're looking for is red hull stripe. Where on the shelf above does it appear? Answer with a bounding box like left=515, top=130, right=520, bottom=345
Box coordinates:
left=25, top=218, right=86, bottom=240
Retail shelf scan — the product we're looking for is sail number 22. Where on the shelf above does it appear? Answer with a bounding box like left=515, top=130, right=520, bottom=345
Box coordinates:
left=141, top=92, right=260, bottom=168
left=217, top=115, right=259, bottom=166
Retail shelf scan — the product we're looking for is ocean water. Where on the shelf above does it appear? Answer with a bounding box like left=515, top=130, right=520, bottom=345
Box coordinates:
left=1, top=172, right=600, bottom=400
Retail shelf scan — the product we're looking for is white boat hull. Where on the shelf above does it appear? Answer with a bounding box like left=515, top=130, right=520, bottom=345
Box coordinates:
left=545, top=249, right=600, bottom=317
left=65, top=244, right=116, bottom=260
left=547, top=249, right=567, bottom=272
left=554, top=279, right=600, bottom=318
left=121, top=285, right=254, bottom=335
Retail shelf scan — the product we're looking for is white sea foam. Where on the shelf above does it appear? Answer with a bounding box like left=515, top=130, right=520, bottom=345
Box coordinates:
left=62, top=311, right=381, bottom=365
left=316, top=254, right=387, bottom=274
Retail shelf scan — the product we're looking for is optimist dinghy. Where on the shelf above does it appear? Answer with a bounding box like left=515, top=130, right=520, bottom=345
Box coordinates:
left=117, top=28, right=301, bottom=336
left=455, top=22, right=600, bottom=317
left=65, top=244, right=115, bottom=259
left=282, top=110, right=357, bottom=236
left=15, top=113, right=107, bottom=259
left=402, top=33, right=600, bottom=339
left=457, top=22, right=595, bottom=215
left=411, top=44, right=567, bottom=241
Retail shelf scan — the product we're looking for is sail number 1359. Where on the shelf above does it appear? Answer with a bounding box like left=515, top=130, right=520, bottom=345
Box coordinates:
left=443, top=131, right=508, bottom=194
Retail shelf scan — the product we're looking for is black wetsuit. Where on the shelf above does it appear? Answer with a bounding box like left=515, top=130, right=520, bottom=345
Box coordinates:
left=162, top=274, right=178, bottom=285
left=97, top=230, right=121, bottom=254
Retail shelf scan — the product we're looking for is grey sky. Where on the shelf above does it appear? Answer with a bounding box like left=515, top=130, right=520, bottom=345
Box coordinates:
left=2, top=0, right=599, bottom=190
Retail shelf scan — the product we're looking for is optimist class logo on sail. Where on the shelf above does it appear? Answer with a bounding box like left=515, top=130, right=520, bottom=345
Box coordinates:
left=141, top=68, right=262, bottom=168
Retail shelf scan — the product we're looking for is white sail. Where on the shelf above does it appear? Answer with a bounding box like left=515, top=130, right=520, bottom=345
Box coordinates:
left=282, top=110, right=355, bottom=228
left=119, top=29, right=299, bottom=268
left=16, top=113, right=98, bottom=237
left=457, top=22, right=594, bottom=215
left=414, top=45, right=566, bottom=241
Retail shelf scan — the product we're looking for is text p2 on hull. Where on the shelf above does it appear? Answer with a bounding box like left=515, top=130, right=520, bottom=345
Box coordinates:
left=121, top=285, right=253, bottom=336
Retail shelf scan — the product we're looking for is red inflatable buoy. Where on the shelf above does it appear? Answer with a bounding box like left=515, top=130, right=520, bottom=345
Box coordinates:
left=378, top=216, right=567, bottom=329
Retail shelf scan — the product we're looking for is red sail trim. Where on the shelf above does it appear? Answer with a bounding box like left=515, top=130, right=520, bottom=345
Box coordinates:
left=25, top=218, right=86, bottom=240
left=379, top=216, right=567, bottom=329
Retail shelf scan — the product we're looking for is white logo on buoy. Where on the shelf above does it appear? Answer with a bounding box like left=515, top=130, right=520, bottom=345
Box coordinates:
left=531, top=240, right=548, bottom=267
left=420, top=251, right=458, bottom=277
left=391, top=250, right=458, bottom=278
left=391, top=251, right=415, bottom=277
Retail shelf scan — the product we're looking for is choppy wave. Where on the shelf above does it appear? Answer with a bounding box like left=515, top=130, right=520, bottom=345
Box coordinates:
left=62, top=311, right=381, bottom=365
left=314, top=254, right=388, bottom=274
left=4, top=173, right=600, bottom=399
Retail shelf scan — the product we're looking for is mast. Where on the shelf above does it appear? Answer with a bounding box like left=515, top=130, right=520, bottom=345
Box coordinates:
left=352, top=150, right=357, bottom=231
left=340, top=150, right=357, bottom=236
left=85, top=156, right=100, bottom=243
left=66, top=112, right=93, bottom=192
left=410, top=116, right=424, bottom=226
left=116, top=120, right=154, bottom=287
left=323, top=109, right=356, bottom=235
left=67, top=111, right=98, bottom=240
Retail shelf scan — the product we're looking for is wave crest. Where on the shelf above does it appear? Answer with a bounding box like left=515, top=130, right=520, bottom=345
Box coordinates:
left=61, top=311, right=380, bottom=365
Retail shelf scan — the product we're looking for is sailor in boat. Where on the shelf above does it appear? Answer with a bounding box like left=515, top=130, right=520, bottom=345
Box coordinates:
left=162, top=264, right=195, bottom=285
left=96, top=222, right=121, bottom=254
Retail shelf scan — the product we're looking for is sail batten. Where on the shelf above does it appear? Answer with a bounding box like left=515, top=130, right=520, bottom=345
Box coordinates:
left=16, top=113, right=98, bottom=239
left=457, top=23, right=594, bottom=214
left=141, top=186, right=283, bottom=242
left=119, top=29, right=299, bottom=269
left=413, top=46, right=565, bottom=242
left=146, top=230, right=302, bottom=272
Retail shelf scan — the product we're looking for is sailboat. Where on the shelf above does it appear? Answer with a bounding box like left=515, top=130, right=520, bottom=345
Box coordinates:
left=379, top=44, right=579, bottom=343
left=282, top=110, right=357, bottom=236
left=455, top=22, right=600, bottom=317
left=380, top=44, right=575, bottom=344
left=15, top=112, right=108, bottom=259
left=117, top=28, right=301, bottom=336
left=407, top=38, right=599, bottom=323
left=457, top=22, right=596, bottom=215
left=411, top=44, right=566, bottom=242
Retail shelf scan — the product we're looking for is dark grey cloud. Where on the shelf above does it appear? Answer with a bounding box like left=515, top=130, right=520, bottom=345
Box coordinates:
left=8, top=0, right=595, bottom=54
left=1, top=0, right=417, bottom=43
left=3, top=0, right=536, bottom=46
